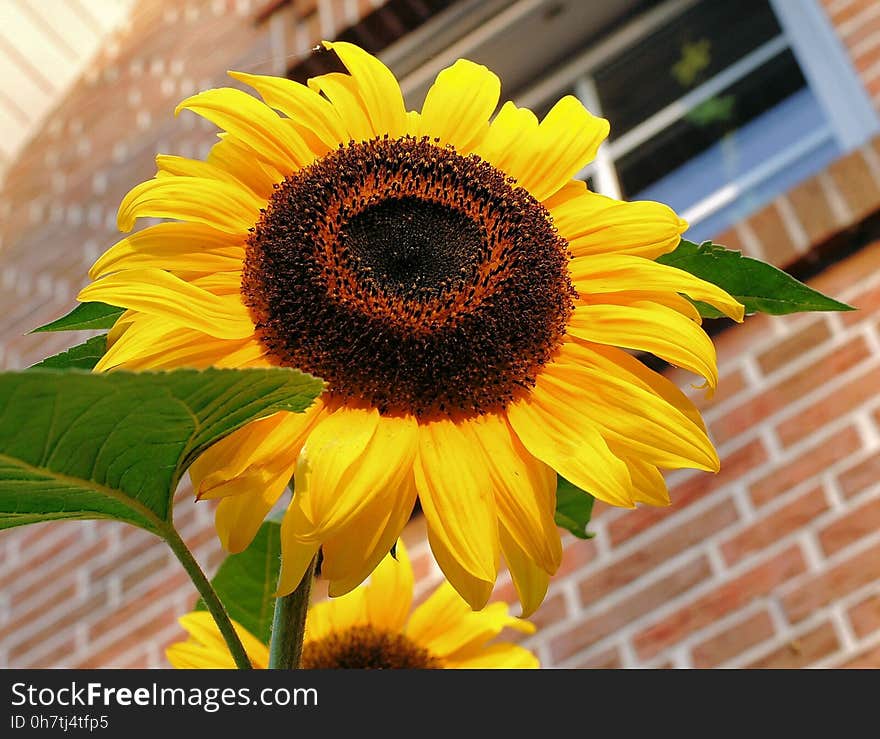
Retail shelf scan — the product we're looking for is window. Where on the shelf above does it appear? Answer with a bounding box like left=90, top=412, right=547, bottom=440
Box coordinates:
left=511, top=0, right=879, bottom=242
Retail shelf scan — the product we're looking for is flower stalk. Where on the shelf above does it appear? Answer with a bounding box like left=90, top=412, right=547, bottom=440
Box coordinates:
left=268, top=555, right=317, bottom=669
left=163, top=526, right=253, bottom=670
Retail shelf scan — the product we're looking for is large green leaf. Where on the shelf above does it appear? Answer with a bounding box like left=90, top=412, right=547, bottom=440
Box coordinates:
left=0, top=369, right=323, bottom=534
left=31, top=335, right=107, bottom=370
left=555, top=477, right=595, bottom=540
left=657, top=239, right=854, bottom=316
left=32, top=302, right=124, bottom=333
left=199, top=521, right=281, bottom=644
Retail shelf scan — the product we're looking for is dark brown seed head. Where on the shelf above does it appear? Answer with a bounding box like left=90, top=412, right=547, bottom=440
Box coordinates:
left=242, top=136, right=575, bottom=419
left=301, top=624, right=443, bottom=669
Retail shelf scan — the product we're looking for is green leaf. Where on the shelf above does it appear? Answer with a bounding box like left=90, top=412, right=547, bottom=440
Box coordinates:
left=32, top=302, right=125, bottom=333
left=657, top=239, right=854, bottom=316
left=31, top=335, right=107, bottom=370
left=0, top=368, right=323, bottom=534
left=555, top=477, right=595, bottom=539
left=199, top=521, right=281, bottom=644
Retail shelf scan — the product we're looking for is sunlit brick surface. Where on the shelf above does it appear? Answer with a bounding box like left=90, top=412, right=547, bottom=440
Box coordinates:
left=1, top=0, right=879, bottom=668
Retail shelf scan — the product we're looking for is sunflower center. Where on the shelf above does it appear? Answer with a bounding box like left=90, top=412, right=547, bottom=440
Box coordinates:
left=243, top=136, right=575, bottom=418
left=340, top=197, right=484, bottom=300
left=301, top=624, right=442, bottom=669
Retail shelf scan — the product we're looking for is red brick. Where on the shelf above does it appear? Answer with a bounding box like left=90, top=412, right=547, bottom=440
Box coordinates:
left=712, top=336, right=870, bottom=446
left=841, top=644, right=880, bottom=668
left=723, top=486, right=828, bottom=565
left=76, top=610, right=180, bottom=668
left=529, top=593, right=570, bottom=632
left=88, top=571, right=190, bottom=641
left=842, top=281, right=880, bottom=326
left=691, top=610, right=776, bottom=668
left=746, top=622, right=840, bottom=668
left=556, top=536, right=598, bottom=577
left=828, top=149, right=880, bottom=220
left=572, top=646, right=622, bottom=669
left=819, top=496, right=880, bottom=556
left=847, top=592, right=880, bottom=638
left=809, top=241, right=880, bottom=299
left=747, top=202, right=800, bottom=268
left=776, top=364, right=880, bottom=447
left=120, top=551, right=175, bottom=592
left=580, top=500, right=738, bottom=602
left=633, top=546, right=807, bottom=659
left=786, top=175, right=841, bottom=246
left=551, top=556, right=711, bottom=662
left=10, top=538, right=109, bottom=607
left=713, top=313, right=774, bottom=367
left=672, top=366, right=748, bottom=413
left=756, top=320, right=832, bottom=376
left=782, top=541, right=880, bottom=622
left=750, top=426, right=861, bottom=507
left=837, top=452, right=880, bottom=499
left=608, top=439, right=767, bottom=546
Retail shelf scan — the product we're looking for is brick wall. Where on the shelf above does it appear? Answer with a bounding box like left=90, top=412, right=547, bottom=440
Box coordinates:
left=2, top=0, right=880, bottom=668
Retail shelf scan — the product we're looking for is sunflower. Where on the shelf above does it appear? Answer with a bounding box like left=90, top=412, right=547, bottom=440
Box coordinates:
left=167, top=542, right=537, bottom=669
left=79, top=41, right=743, bottom=614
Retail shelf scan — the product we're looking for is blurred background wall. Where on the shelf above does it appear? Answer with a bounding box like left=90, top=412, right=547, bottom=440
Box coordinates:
left=1, top=0, right=880, bottom=668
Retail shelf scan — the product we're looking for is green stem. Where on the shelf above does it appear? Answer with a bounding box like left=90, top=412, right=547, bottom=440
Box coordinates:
left=268, top=555, right=317, bottom=669
left=164, top=526, right=253, bottom=670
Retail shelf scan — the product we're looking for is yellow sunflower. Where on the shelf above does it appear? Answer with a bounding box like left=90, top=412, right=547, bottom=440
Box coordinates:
left=79, top=41, right=743, bottom=614
left=167, top=542, right=536, bottom=669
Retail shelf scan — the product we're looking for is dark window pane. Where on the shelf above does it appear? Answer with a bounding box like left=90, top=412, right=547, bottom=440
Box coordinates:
left=594, top=0, right=782, bottom=139
left=615, top=49, right=806, bottom=198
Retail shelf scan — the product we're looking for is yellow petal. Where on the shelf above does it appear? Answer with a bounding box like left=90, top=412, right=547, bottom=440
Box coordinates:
left=507, top=389, right=634, bottom=508
left=476, top=96, right=609, bottom=202
left=293, top=409, right=418, bottom=539
left=624, top=457, right=671, bottom=506
left=500, top=525, right=550, bottom=618
left=169, top=613, right=268, bottom=669
left=551, top=191, right=688, bottom=259
left=307, top=72, right=373, bottom=143
left=362, top=541, right=414, bottom=633
left=207, top=133, right=285, bottom=199
left=414, top=418, right=499, bottom=585
left=567, top=301, right=719, bottom=388
left=78, top=268, right=254, bottom=339
left=445, top=643, right=539, bottom=669
left=406, top=581, right=531, bottom=659
left=214, top=485, right=286, bottom=554
left=420, top=59, right=499, bottom=153
left=277, top=502, right=321, bottom=596
left=89, top=222, right=244, bottom=280
left=535, top=356, right=719, bottom=473
left=305, top=587, right=368, bottom=643
left=425, top=523, right=495, bottom=610
left=560, top=340, right=707, bottom=434
left=156, top=153, right=243, bottom=186
left=321, top=475, right=418, bottom=598
left=116, top=176, right=262, bottom=234
left=166, top=642, right=236, bottom=669
left=176, top=87, right=312, bottom=171
left=228, top=70, right=348, bottom=150
left=465, top=413, right=561, bottom=573
left=569, top=253, right=744, bottom=321
left=190, top=403, right=326, bottom=502
left=323, top=40, right=407, bottom=139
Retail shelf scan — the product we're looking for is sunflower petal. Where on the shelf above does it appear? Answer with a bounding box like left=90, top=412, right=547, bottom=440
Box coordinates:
left=78, top=268, right=253, bottom=339
left=323, top=41, right=407, bottom=139
left=420, top=59, right=500, bottom=153
left=293, top=409, right=418, bottom=539
left=507, top=390, right=635, bottom=508
left=445, top=643, right=539, bottom=669
left=207, top=133, right=285, bottom=199
left=424, top=523, right=495, bottom=610
left=477, top=97, right=608, bottom=202
left=500, top=525, right=550, bottom=618
left=362, top=541, right=414, bottom=633
left=307, top=72, right=373, bottom=143
left=406, top=581, right=531, bottom=658
left=569, top=253, right=744, bottom=321
left=414, top=418, right=499, bottom=585
left=176, top=87, right=312, bottom=171
left=465, top=413, right=561, bottom=573
left=277, top=502, right=321, bottom=596
left=536, top=356, right=719, bottom=472
left=89, top=222, right=244, bottom=280
left=551, top=192, right=688, bottom=259
left=305, top=587, right=368, bottom=643
left=567, top=301, right=719, bottom=388
left=322, top=476, right=418, bottom=598
left=228, top=71, right=348, bottom=150
left=116, top=176, right=261, bottom=234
